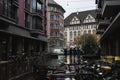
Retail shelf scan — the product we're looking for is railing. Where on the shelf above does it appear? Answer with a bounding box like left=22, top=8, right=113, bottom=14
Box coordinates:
left=0, top=50, right=47, bottom=80
left=0, top=54, right=34, bottom=80
left=32, top=11, right=43, bottom=18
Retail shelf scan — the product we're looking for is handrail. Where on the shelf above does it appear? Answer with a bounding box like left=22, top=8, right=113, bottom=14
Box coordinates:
left=0, top=60, right=12, bottom=64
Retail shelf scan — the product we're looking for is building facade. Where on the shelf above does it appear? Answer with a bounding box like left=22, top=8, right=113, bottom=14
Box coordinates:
left=0, top=0, right=48, bottom=80
left=47, top=0, right=65, bottom=52
left=64, top=10, right=97, bottom=46
left=96, top=0, right=120, bottom=61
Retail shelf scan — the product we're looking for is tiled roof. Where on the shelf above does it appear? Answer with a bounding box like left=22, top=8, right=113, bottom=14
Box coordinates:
left=64, top=10, right=96, bottom=26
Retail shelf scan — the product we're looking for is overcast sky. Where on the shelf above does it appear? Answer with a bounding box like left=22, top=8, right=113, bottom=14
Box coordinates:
left=54, top=0, right=96, bottom=18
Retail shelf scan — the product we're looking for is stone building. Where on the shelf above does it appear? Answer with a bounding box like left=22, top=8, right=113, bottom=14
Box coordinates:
left=0, top=0, right=48, bottom=80
left=47, top=0, right=65, bottom=52
left=64, top=10, right=98, bottom=46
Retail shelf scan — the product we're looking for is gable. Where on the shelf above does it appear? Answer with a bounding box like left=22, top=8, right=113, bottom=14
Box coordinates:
left=71, top=16, right=79, bottom=21
left=70, top=16, right=80, bottom=24
left=83, top=14, right=95, bottom=23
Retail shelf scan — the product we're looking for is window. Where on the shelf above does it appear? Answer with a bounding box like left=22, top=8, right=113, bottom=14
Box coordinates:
left=32, top=0, right=36, bottom=12
left=32, top=0, right=42, bottom=13
left=50, top=32, right=53, bottom=36
left=70, top=31, right=73, bottom=39
left=65, top=32, right=67, bottom=36
left=64, top=28, right=67, bottom=31
left=50, top=15, right=58, bottom=20
left=50, top=7, right=54, bottom=11
left=54, top=15, right=57, bottom=20
left=24, top=13, right=30, bottom=29
left=88, top=30, right=91, bottom=34
left=32, top=17, right=42, bottom=30
left=86, top=26, right=88, bottom=29
left=70, top=16, right=80, bottom=24
left=88, top=25, right=90, bottom=29
left=37, top=2, right=42, bottom=12
left=77, top=26, right=79, bottom=29
left=1, top=0, right=18, bottom=21
left=55, top=32, right=57, bottom=37
left=50, top=15, right=54, bottom=20
left=50, top=6, right=57, bottom=11
left=83, top=14, right=95, bottom=23
left=94, top=25, right=97, bottom=29
left=50, top=23, right=53, bottom=28
left=25, top=0, right=30, bottom=10
left=78, top=31, right=80, bottom=35
left=84, top=30, right=87, bottom=34
left=74, top=31, right=76, bottom=37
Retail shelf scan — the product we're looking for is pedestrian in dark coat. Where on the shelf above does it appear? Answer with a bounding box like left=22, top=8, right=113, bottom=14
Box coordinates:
left=73, top=47, right=77, bottom=63
left=69, top=47, right=73, bottom=64
left=64, top=48, right=67, bottom=62
left=76, top=47, right=82, bottom=63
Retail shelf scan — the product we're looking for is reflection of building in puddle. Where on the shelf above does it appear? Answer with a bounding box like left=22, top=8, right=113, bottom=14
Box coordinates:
left=65, top=78, right=75, bottom=80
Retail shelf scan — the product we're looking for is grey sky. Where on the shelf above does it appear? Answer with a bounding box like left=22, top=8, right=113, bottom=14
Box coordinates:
left=54, top=0, right=96, bottom=18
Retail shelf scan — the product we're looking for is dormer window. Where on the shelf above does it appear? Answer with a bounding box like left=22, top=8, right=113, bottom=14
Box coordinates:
left=70, top=16, right=80, bottom=24
left=83, top=14, right=95, bottom=23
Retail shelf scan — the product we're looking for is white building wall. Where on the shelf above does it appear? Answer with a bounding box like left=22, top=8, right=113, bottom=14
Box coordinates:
left=64, top=24, right=97, bottom=46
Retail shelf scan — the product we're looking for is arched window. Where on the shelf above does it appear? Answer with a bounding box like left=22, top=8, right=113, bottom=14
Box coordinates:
left=84, top=30, right=87, bottom=34
left=88, top=30, right=91, bottom=34
left=70, top=31, right=73, bottom=39
left=65, top=32, right=67, bottom=36
left=74, top=31, right=76, bottom=36
left=78, top=31, right=80, bottom=36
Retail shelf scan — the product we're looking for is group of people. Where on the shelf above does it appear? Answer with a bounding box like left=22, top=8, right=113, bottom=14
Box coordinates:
left=63, top=46, right=83, bottom=64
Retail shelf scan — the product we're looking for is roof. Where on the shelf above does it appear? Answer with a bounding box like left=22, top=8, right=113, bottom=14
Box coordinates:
left=64, top=10, right=97, bottom=26
left=48, top=0, right=65, bottom=12
left=48, top=0, right=58, bottom=5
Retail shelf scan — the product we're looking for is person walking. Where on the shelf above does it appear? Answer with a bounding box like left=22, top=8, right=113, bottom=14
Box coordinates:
left=76, top=47, right=82, bottom=64
left=64, top=47, right=67, bottom=62
left=69, top=47, right=73, bottom=64
left=73, top=47, right=77, bottom=64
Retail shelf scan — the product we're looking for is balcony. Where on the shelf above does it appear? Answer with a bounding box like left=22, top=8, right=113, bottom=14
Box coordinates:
left=102, top=0, right=120, bottom=17
left=30, top=29, right=44, bottom=37
left=96, top=29, right=104, bottom=34
left=50, top=28, right=59, bottom=32
left=100, top=12, right=120, bottom=42
left=32, top=12, right=42, bottom=18
left=98, top=20, right=110, bottom=30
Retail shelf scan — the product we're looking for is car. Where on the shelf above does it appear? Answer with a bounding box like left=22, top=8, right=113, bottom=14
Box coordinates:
left=53, top=48, right=64, bottom=54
